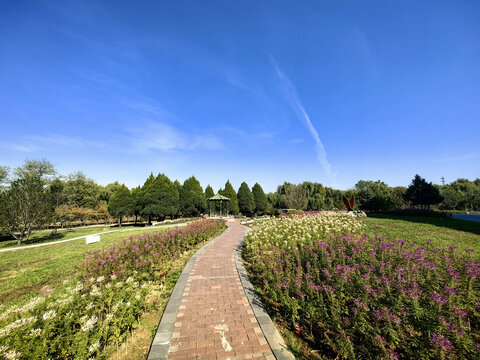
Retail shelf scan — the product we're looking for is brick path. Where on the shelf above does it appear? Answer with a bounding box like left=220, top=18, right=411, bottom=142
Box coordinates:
left=167, top=220, right=274, bottom=360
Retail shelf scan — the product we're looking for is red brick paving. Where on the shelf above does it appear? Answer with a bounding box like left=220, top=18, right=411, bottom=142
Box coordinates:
left=168, top=220, right=275, bottom=360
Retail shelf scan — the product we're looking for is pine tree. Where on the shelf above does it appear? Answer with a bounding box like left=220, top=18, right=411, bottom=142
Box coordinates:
left=180, top=176, right=206, bottom=217
left=108, top=184, right=133, bottom=226
left=221, top=180, right=239, bottom=215
left=252, top=183, right=267, bottom=215
left=205, top=185, right=214, bottom=199
left=237, top=182, right=255, bottom=216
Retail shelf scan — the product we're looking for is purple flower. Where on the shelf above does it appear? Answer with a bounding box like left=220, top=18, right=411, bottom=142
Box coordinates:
left=449, top=245, right=457, bottom=252
left=431, top=292, right=448, bottom=304
left=444, top=286, right=457, bottom=296
left=451, top=305, right=467, bottom=319
left=466, top=248, right=474, bottom=254
left=432, top=333, right=452, bottom=351
left=446, top=268, right=460, bottom=280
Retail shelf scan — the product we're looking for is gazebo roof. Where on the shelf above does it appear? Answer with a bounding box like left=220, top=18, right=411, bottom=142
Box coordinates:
left=207, top=194, right=230, bottom=201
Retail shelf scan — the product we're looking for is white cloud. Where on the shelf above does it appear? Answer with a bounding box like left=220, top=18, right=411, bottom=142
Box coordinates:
left=270, top=56, right=334, bottom=183
left=124, top=121, right=223, bottom=153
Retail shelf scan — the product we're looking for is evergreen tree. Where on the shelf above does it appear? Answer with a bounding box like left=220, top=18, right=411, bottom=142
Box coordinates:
left=140, top=173, right=161, bottom=224
left=252, top=183, right=267, bottom=215
left=237, top=182, right=255, bottom=216
left=107, top=184, right=133, bottom=226
left=205, top=184, right=214, bottom=199
left=131, top=186, right=143, bottom=224
left=220, top=180, right=239, bottom=215
left=180, top=176, right=206, bottom=217
left=156, top=173, right=180, bottom=220
left=405, top=175, right=443, bottom=210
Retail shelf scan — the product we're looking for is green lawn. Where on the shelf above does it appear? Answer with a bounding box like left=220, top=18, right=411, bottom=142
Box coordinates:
left=0, top=226, right=181, bottom=307
left=361, top=214, right=480, bottom=254
left=0, top=225, right=141, bottom=249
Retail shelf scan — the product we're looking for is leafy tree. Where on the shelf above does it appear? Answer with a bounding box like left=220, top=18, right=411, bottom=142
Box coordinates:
left=0, top=166, right=9, bottom=190
left=355, top=180, right=392, bottom=211
left=252, top=183, right=268, bottom=215
left=301, top=182, right=326, bottom=210
left=282, top=184, right=307, bottom=210
left=100, top=182, right=122, bottom=204
left=108, top=184, right=133, bottom=226
left=390, top=186, right=407, bottom=209
left=180, top=176, right=206, bottom=217
left=0, top=159, right=56, bottom=245
left=450, top=179, right=480, bottom=210
left=205, top=184, right=215, bottom=199
left=63, top=172, right=101, bottom=209
left=405, top=175, right=443, bottom=210
left=237, top=182, right=255, bottom=216
left=220, top=180, right=239, bottom=215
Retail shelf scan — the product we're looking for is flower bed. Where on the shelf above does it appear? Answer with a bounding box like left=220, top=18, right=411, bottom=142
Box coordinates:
left=0, top=219, right=226, bottom=360
left=243, top=213, right=480, bottom=359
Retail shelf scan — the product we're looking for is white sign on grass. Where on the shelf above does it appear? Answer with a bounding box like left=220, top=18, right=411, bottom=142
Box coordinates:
left=85, top=235, right=100, bottom=244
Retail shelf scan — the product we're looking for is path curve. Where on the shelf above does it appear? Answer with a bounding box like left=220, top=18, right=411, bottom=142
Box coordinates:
left=148, top=219, right=294, bottom=360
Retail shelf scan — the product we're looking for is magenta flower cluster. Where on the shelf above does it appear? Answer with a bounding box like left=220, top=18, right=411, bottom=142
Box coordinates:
left=83, top=220, right=226, bottom=279
left=245, top=232, right=480, bottom=359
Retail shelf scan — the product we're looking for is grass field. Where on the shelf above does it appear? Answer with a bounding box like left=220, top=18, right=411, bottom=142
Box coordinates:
left=0, top=225, right=183, bottom=307
left=0, top=225, right=141, bottom=249
left=361, top=214, right=480, bottom=254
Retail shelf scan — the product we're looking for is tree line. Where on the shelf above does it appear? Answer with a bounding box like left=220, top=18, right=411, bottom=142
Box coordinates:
left=1, top=159, right=479, bottom=245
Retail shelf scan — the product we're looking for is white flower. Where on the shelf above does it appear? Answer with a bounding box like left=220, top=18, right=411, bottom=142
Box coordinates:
left=43, top=310, right=57, bottom=320
left=5, top=349, right=21, bottom=360
left=29, top=328, right=42, bottom=337
left=115, top=282, right=124, bottom=288
left=96, top=276, right=105, bottom=283
left=105, top=313, right=113, bottom=322
left=81, top=316, right=98, bottom=332
left=86, top=303, right=95, bottom=311
left=89, top=285, right=101, bottom=296
left=105, top=282, right=112, bottom=289
left=88, top=341, right=100, bottom=353
left=110, top=274, right=117, bottom=281
left=126, top=277, right=134, bottom=283
left=135, top=294, right=141, bottom=300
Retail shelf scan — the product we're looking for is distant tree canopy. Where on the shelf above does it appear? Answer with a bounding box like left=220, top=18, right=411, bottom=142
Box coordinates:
left=220, top=180, right=239, bottom=215
left=204, top=185, right=215, bottom=199
left=2, top=157, right=480, bottom=241
left=237, top=182, right=255, bottom=216
left=0, top=159, right=56, bottom=244
left=252, top=183, right=268, bottom=215
left=107, top=184, right=133, bottom=226
left=405, top=175, right=443, bottom=210
left=355, top=180, right=392, bottom=211
left=180, top=176, right=206, bottom=217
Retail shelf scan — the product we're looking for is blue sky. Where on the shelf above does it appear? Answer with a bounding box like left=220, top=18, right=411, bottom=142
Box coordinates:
left=1, top=0, right=479, bottom=192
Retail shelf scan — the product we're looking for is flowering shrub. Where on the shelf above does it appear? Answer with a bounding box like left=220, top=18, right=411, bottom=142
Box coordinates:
left=244, top=213, right=480, bottom=359
left=0, top=220, right=226, bottom=359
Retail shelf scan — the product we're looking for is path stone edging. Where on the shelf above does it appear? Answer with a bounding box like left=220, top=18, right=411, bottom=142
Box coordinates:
left=235, top=234, right=296, bottom=360
left=147, top=227, right=231, bottom=360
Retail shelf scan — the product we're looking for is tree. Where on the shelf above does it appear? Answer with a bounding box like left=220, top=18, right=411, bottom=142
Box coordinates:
left=450, top=179, right=480, bottom=210
left=205, top=185, right=215, bottom=199
left=252, top=183, right=267, bottom=215
left=140, top=173, right=179, bottom=222
left=131, top=186, right=143, bottom=224
left=301, top=182, right=326, bottom=211
left=0, top=159, right=56, bottom=245
left=0, top=166, right=9, bottom=190
left=237, top=182, right=255, bottom=216
left=108, top=184, right=133, bottom=226
left=405, top=175, right=443, bottom=210
left=282, top=184, right=307, bottom=210
left=180, top=176, right=206, bottom=217
left=63, top=172, right=101, bottom=209
left=355, top=180, right=392, bottom=211
left=220, top=180, right=239, bottom=215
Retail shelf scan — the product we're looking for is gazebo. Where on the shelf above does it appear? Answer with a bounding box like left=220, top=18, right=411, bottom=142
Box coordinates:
left=207, top=194, right=230, bottom=217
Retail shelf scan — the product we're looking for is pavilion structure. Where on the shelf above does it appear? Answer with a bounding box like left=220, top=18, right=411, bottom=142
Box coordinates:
left=207, top=194, right=230, bottom=217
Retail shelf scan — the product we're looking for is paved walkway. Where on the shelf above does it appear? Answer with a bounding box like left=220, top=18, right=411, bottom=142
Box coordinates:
left=148, top=220, right=292, bottom=360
